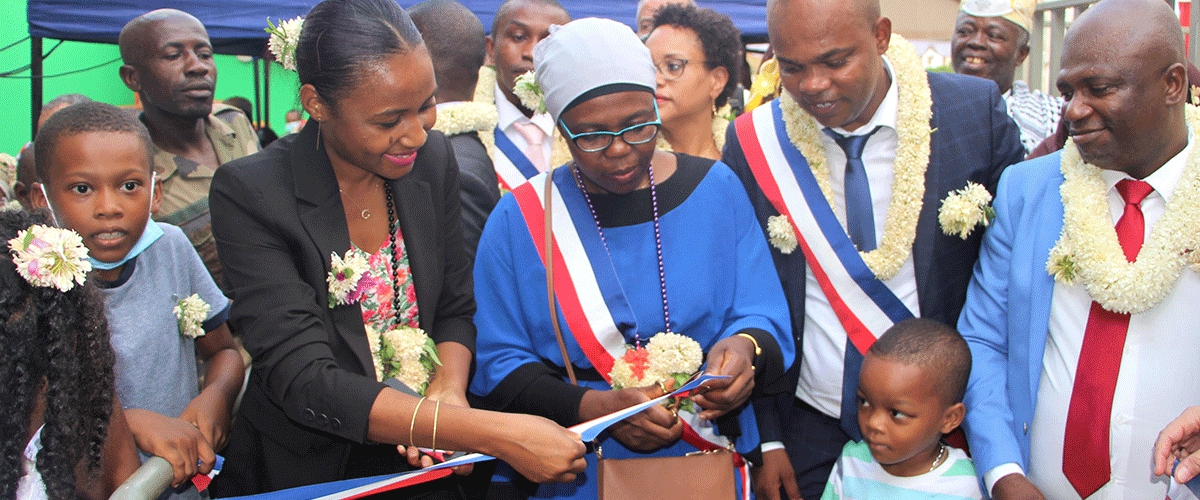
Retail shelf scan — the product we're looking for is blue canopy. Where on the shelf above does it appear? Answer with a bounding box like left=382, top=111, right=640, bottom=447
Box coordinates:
left=27, top=0, right=768, bottom=55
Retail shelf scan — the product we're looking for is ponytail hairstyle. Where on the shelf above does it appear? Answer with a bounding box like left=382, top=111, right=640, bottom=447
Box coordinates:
left=296, top=0, right=426, bottom=108
left=0, top=209, right=113, bottom=500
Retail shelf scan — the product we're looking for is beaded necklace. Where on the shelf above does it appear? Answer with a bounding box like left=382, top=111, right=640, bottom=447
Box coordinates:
left=572, top=163, right=673, bottom=333
left=383, top=184, right=405, bottom=326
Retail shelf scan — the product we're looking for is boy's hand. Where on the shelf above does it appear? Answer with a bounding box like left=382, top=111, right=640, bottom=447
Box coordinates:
left=179, top=390, right=232, bottom=452
left=123, top=408, right=215, bottom=488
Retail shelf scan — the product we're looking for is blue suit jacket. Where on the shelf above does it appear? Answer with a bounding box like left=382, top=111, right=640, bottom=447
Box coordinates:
left=722, top=71, right=1026, bottom=443
left=958, top=151, right=1065, bottom=479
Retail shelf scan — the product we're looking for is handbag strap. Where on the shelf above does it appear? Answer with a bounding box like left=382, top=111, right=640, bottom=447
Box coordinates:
left=544, top=170, right=578, bottom=386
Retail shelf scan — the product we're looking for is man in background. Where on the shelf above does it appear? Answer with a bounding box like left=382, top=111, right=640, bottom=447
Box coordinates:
left=118, top=8, right=259, bottom=287
left=411, top=0, right=498, bottom=257
left=952, top=0, right=1061, bottom=154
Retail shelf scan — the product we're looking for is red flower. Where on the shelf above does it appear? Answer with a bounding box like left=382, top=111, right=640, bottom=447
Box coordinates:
left=620, top=346, right=650, bottom=381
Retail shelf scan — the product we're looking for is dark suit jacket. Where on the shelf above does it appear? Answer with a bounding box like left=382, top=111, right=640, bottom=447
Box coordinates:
left=207, top=122, right=476, bottom=495
left=448, top=131, right=500, bottom=258
left=722, top=71, right=1025, bottom=444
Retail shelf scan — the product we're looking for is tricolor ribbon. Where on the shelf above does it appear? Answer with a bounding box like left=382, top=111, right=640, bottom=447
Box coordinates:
left=492, top=127, right=542, bottom=192
left=733, top=101, right=915, bottom=354
left=217, top=376, right=724, bottom=500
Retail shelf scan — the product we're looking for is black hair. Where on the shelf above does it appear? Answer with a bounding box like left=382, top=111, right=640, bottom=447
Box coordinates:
left=223, top=96, right=254, bottom=120
left=491, top=0, right=569, bottom=36
left=43, top=94, right=92, bottom=115
left=651, top=4, right=743, bottom=108
left=409, top=0, right=487, bottom=103
left=0, top=209, right=114, bottom=499
left=868, top=318, right=972, bottom=405
left=33, top=102, right=154, bottom=184
left=296, top=0, right=426, bottom=107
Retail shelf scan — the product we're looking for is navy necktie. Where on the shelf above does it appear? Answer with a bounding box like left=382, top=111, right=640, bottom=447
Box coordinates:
left=824, top=125, right=881, bottom=440
left=825, top=126, right=882, bottom=251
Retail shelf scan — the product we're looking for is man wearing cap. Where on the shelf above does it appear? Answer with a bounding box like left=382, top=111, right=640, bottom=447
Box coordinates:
left=953, top=0, right=1063, bottom=155
left=960, top=0, right=1200, bottom=498
left=722, top=0, right=1024, bottom=498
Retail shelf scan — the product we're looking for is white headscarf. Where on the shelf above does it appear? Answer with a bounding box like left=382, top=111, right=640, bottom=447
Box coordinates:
left=532, top=17, right=657, bottom=123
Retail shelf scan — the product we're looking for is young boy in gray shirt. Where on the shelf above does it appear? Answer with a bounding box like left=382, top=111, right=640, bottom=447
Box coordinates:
left=31, top=102, right=244, bottom=495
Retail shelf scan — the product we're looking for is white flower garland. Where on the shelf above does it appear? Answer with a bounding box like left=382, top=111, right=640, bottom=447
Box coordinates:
left=265, top=17, right=304, bottom=72
left=938, top=181, right=994, bottom=239
left=778, top=34, right=932, bottom=281
left=366, top=324, right=442, bottom=395
left=1045, top=106, right=1200, bottom=314
left=8, top=224, right=91, bottom=292
left=473, top=66, right=578, bottom=172
left=431, top=102, right=497, bottom=137
left=767, top=214, right=798, bottom=254
left=174, top=294, right=211, bottom=339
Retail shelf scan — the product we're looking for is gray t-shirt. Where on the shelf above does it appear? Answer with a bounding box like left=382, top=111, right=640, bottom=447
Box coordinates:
left=98, top=223, right=230, bottom=419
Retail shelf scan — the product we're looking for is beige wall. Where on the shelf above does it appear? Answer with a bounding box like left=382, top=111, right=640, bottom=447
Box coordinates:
left=883, top=0, right=961, bottom=41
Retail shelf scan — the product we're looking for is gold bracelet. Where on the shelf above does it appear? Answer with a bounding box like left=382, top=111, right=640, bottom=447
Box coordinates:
left=431, top=400, right=442, bottom=452
left=736, top=333, right=762, bottom=356
left=409, top=397, right=427, bottom=447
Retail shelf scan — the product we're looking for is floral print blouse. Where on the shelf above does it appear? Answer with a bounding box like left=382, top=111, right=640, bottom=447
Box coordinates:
left=355, top=227, right=420, bottom=333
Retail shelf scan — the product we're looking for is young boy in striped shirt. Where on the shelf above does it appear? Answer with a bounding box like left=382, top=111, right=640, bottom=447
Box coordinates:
left=822, top=318, right=983, bottom=499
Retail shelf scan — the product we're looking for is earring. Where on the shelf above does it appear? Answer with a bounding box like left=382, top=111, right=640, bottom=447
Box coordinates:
left=315, top=120, right=322, bottom=151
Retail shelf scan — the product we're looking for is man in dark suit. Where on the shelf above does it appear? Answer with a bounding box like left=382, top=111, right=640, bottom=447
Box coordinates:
left=410, top=0, right=499, bottom=257
left=721, top=0, right=1024, bottom=498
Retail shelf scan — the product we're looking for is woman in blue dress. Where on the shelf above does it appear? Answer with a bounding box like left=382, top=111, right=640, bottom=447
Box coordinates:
left=470, top=18, right=794, bottom=499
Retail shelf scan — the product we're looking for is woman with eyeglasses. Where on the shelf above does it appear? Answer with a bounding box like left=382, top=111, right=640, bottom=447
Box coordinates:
left=644, top=4, right=742, bottom=160
left=469, top=18, right=793, bottom=499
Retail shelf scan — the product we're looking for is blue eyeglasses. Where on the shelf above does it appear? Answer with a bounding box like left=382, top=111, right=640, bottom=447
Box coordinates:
left=559, top=101, right=662, bottom=153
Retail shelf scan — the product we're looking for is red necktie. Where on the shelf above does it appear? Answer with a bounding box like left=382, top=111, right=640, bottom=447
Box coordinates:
left=1062, top=179, right=1154, bottom=498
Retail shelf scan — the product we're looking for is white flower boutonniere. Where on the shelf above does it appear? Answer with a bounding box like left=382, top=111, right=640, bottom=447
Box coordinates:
left=8, top=224, right=91, bottom=292
left=174, top=294, right=211, bottom=339
left=609, top=332, right=703, bottom=412
left=1046, top=237, right=1078, bottom=285
left=512, top=71, right=547, bottom=114
left=767, top=214, right=798, bottom=254
left=366, top=324, right=442, bottom=395
left=938, top=182, right=995, bottom=239
left=327, top=248, right=375, bottom=308
left=265, top=17, right=304, bottom=71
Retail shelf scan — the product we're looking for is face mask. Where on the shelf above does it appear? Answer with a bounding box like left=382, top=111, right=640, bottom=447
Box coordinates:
left=41, top=172, right=163, bottom=270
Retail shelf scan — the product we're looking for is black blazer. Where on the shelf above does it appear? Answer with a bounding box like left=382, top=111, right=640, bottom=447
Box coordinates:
left=448, top=131, right=500, bottom=258
left=207, top=122, right=475, bottom=495
left=723, top=72, right=1025, bottom=444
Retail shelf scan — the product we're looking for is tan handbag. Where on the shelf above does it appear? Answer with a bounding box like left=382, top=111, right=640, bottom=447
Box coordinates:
left=541, top=173, right=739, bottom=500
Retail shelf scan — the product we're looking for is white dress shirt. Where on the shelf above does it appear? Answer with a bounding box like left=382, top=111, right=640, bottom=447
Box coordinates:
left=794, top=56, right=922, bottom=418
left=987, top=135, right=1200, bottom=499
left=494, top=84, right=555, bottom=169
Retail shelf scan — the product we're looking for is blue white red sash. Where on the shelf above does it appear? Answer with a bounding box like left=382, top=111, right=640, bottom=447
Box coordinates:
left=734, top=100, right=915, bottom=354
left=493, top=127, right=542, bottom=192
left=511, top=168, right=750, bottom=499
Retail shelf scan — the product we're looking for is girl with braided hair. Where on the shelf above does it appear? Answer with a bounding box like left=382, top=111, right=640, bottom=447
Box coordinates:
left=0, top=209, right=138, bottom=500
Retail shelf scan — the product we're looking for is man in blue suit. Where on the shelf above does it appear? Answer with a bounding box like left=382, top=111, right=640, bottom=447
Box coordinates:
left=959, top=0, right=1200, bottom=499
left=722, top=0, right=1024, bottom=498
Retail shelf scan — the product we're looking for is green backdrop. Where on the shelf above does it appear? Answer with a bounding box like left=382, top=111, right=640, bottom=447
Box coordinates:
left=0, top=0, right=303, bottom=157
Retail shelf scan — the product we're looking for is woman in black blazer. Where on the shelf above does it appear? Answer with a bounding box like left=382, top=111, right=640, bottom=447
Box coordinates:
left=207, top=0, right=585, bottom=496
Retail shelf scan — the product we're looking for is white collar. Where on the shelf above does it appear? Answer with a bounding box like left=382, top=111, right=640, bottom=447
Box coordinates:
left=831, top=55, right=899, bottom=136
left=1099, top=126, right=1193, bottom=204
left=495, top=83, right=555, bottom=136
